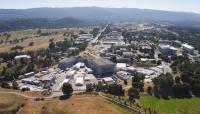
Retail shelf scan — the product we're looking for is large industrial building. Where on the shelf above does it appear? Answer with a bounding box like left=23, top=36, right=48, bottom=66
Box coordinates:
left=58, top=57, right=78, bottom=70
left=87, top=58, right=116, bottom=78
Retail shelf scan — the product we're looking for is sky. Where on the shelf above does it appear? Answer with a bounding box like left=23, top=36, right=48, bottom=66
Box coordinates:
left=0, top=0, right=200, bottom=13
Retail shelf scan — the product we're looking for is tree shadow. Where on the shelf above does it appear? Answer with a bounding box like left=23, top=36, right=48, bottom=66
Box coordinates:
left=59, top=94, right=71, bottom=100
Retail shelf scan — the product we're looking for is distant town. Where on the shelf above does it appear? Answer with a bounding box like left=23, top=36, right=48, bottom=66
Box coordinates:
left=1, top=21, right=200, bottom=114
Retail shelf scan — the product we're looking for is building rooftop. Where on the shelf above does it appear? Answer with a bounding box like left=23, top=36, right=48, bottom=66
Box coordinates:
left=116, top=63, right=127, bottom=69
left=102, top=77, right=114, bottom=82
left=182, top=44, right=194, bottom=50
left=91, top=58, right=115, bottom=66
left=59, top=57, right=77, bottom=64
left=159, top=44, right=177, bottom=50
left=15, top=55, right=31, bottom=60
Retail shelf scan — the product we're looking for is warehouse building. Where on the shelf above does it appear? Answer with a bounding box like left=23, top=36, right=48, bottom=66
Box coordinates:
left=87, top=58, right=116, bottom=78
left=58, top=57, right=78, bottom=70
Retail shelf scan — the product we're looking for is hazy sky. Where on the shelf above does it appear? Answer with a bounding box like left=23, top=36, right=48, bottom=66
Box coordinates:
left=0, top=0, right=200, bottom=13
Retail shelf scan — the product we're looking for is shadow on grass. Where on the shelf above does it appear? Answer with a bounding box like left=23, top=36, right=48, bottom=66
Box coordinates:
left=59, top=94, right=71, bottom=100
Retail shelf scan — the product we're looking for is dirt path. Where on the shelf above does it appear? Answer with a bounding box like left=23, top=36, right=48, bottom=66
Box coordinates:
left=0, top=91, right=54, bottom=99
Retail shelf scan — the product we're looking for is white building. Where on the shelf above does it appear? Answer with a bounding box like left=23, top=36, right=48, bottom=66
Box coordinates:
left=15, top=55, right=31, bottom=61
left=182, top=44, right=194, bottom=54
left=74, top=62, right=85, bottom=69
left=75, top=76, right=84, bottom=86
left=159, top=44, right=177, bottom=55
left=102, top=77, right=115, bottom=85
left=116, top=63, right=127, bottom=71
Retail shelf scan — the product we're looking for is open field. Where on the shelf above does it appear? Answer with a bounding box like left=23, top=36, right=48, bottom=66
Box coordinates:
left=0, top=93, right=26, bottom=114
left=19, top=94, right=135, bottom=114
left=139, top=96, right=200, bottom=114
left=0, top=27, right=92, bottom=53
left=0, top=88, right=50, bottom=97
left=0, top=92, right=135, bottom=114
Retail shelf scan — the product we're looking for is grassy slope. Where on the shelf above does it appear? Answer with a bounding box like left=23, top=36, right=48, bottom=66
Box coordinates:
left=0, top=93, right=26, bottom=113
left=19, top=94, right=135, bottom=114
left=139, top=96, right=200, bottom=114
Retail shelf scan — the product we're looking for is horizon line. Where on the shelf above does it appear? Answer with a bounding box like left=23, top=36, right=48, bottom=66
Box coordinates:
left=0, top=6, right=199, bottom=14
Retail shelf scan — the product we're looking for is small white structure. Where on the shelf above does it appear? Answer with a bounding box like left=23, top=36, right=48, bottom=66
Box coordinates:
left=15, top=55, right=31, bottom=61
left=75, top=77, right=84, bottom=86
left=74, top=62, right=85, bottom=68
left=102, top=77, right=115, bottom=85
left=116, top=63, right=127, bottom=71
left=24, top=72, right=34, bottom=78
left=141, top=58, right=155, bottom=62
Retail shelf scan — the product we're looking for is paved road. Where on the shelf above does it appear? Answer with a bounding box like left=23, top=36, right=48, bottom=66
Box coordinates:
left=80, top=24, right=108, bottom=58
left=154, top=47, right=160, bottom=61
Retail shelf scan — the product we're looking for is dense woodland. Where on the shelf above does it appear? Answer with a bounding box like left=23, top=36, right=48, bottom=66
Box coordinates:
left=0, top=18, right=99, bottom=32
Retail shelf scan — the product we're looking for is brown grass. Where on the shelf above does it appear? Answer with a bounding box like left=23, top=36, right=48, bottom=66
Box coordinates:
left=19, top=94, right=135, bottom=114
left=0, top=93, right=26, bottom=113
left=0, top=88, right=48, bottom=97
left=0, top=27, right=92, bottom=53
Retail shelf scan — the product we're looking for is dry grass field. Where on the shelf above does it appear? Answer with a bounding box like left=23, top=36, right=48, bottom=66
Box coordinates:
left=19, top=94, right=135, bottom=114
left=0, top=92, right=135, bottom=114
left=0, top=93, right=26, bottom=114
left=0, top=27, right=92, bottom=53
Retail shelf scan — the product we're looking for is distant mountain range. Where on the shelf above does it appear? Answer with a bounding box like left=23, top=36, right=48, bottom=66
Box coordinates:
left=1, top=7, right=200, bottom=21
left=0, top=7, right=200, bottom=32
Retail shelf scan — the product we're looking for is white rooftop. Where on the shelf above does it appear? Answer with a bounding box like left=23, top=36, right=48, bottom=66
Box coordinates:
left=116, top=63, right=127, bottom=68
left=15, top=55, right=31, bottom=60
left=102, top=77, right=114, bottom=82
left=182, top=44, right=194, bottom=50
